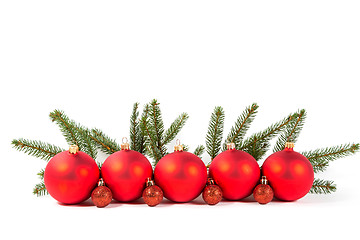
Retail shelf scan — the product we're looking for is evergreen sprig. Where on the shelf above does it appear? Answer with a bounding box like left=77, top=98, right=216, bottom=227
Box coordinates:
left=193, top=145, right=205, bottom=158
left=273, top=109, right=306, bottom=152
left=11, top=139, right=65, bottom=161
left=91, top=128, right=120, bottom=155
left=37, top=169, right=45, bottom=180
left=206, top=106, right=225, bottom=160
left=49, top=110, right=97, bottom=159
left=302, top=143, right=359, bottom=173
left=222, top=103, right=258, bottom=151
left=33, top=181, right=48, bottom=196
left=130, top=102, right=141, bottom=152
left=310, top=179, right=337, bottom=194
left=239, top=112, right=297, bottom=160
left=162, top=113, right=189, bottom=146
left=140, top=99, right=189, bottom=164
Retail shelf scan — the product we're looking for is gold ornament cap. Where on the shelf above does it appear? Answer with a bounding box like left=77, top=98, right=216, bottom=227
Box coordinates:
left=207, top=178, right=215, bottom=185
left=174, top=139, right=184, bottom=152
left=285, top=142, right=295, bottom=149
left=145, top=177, right=155, bottom=187
left=98, top=178, right=105, bottom=186
left=227, top=142, right=235, bottom=150
left=260, top=176, right=268, bottom=185
left=121, top=137, right=130, bottom=150
left=69, top=145, right=79, bottom=154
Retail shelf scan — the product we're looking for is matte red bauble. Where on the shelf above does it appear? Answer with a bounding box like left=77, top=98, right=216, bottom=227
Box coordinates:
left=101, top=141, right=153, bottom=202
left=154, top=142, right=207, bottom=203
left=209, top=143, right=260, bottom=200
left=261, top=142, right=314, bottom=201
left=44, top=145, right=100, bottom=204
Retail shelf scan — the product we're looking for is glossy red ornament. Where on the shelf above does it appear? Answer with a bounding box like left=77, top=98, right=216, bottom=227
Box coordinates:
left=261, top=142, right=314, bottom=201
left=209, top=143, right=261, bottom=200
left=44, top=145, right=100, bottom=204
left=154, top=142, right=207, bottom=203
left=142, top=178, right=163, bottom=207
left=101, top=140, right=153, bottom=202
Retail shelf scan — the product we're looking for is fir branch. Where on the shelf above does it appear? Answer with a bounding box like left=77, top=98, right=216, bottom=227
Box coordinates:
left=33, top=181, right=48, bottom=196
left=91, top=128, right=120, bottom=155
left=273, top=109, right=306, bottom=152
left=140, top=104, right=163, bottom=163
left=11, top=139, right=64, bottom=161
left=222, top=103, right=258, bottom=151
left=311, top=159, right=329, bottom=173
left=49, top=110, right=97, bottom=159
left=239, top=112, right=296, bottom=160
left=193, top=145, right=205, bottom=158
left=206, top=106, right=225, bottom=160
left=162, top=113, right=189, bottom=146
left=149, top=99, right=165, bottom=153
left=49, top=109, right=79, bottom=146
left=302, top=143, right=359, bottom=173
left=137, top=104, right=150, bottom=154
left=309, top=179, right=337, bottom=194
left=130, top=102, right=140, bottom=151
left=37, top=169, right=45, bottom=180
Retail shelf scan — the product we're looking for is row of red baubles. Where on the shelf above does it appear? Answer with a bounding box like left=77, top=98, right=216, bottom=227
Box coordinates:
left=44, top=141, right=314, bottom=207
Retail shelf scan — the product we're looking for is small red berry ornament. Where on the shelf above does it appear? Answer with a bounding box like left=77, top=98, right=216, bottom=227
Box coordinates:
left=202, top=178, right=223, bottom=205
left=44, top=145, right=100, bottom=204
left=262, top=142, right=314, bottom=201
left=253, top=176, right=274, bottom=204
left=101, top=138, right=153, bottom=202
left=142, top=178, right=163, bottom=207
left=91, top=178, right=113, bottom=208
left=154, top=140, right=207, bottom=203
left=209, top=143, right=261, bottom=200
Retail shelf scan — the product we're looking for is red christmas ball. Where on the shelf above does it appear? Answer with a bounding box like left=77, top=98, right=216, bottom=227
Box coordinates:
left=261, top=142, right=314, bottom=201
left=101, top=144, right=153, bottom=202
left=44, top=145, right=100, bottom=204
left=209, top=144, right=260, bottom=200
left=142, top=178, right=163, bottom=207
left=253, top=176, right=274, bottom=204
left=154, top=145, right=207, bottom=203
left=202, top=178, right=223, bottom=205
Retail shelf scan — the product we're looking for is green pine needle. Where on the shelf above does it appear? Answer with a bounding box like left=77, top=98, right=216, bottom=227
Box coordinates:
left=91, top=128, right=120, bottom=155
left=222, top=103, right=258, bottom=151
left=37, top=169, right=45, bottom=180
left=206, top=106, right=225, bottom=160
left=149, top=99, right=165, bottom=151
left=33, top=181, right=48, bottom=197
left=309, top=179, right=337, bottom=194
left=193, top=145, right=205, bottom=158
left=11, top=139, right=64, bottom=161
left=139, top=100, right=189, bottom=165
left=302, top=143, right=359, bottom=173
left=162, top=113, right=189, bottom=146
left=240, top=112, right=297, bottom=160
left=273, top=109, right=306, bottom=152
left=49, top=110, right=97, bottom=159
left=130, top=102, right=140, bottom=151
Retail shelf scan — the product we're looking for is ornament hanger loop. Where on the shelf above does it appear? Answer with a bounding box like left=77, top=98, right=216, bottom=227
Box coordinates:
left=176, top=139, right=180, bottom=145
left=121, top=137, right=130, bottom=150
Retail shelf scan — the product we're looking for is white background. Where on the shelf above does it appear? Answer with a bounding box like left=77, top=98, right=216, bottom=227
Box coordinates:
left=1, top=1, right=359, bottom=239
